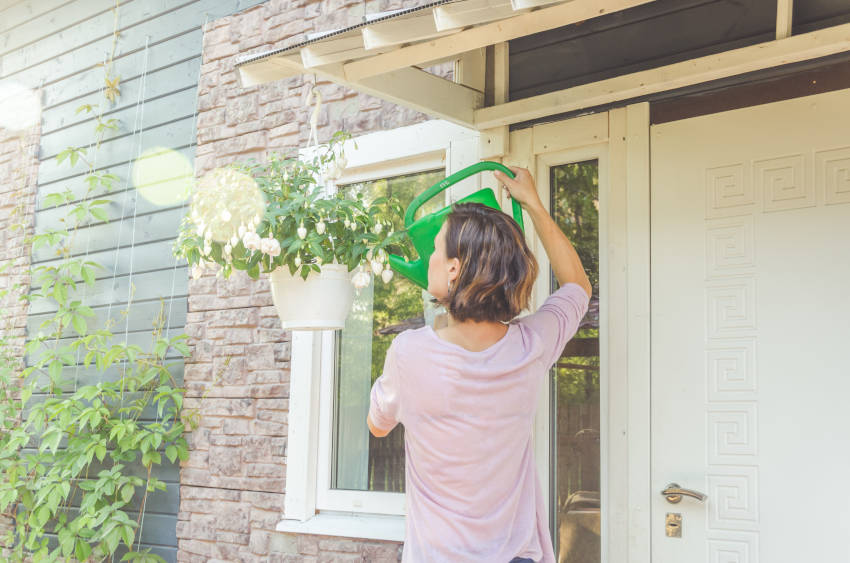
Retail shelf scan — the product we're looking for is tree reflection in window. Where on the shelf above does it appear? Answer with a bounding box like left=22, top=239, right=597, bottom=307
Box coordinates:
left=550, top=160, right=601, bottom=563
left=331, top=169, right=445, bottom=493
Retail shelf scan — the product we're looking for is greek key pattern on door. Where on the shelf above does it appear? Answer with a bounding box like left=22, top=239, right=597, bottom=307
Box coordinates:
left=704, top=162, right=760, bottom=563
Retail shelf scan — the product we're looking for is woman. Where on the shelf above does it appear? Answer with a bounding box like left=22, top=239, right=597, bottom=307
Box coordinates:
left=367, top=165, right=592, bottom=562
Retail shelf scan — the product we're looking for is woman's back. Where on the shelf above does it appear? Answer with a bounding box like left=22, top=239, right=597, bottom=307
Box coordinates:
left=369, top=282, right=590, bottom=563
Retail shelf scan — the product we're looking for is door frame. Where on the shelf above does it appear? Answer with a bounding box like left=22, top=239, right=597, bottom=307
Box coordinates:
left=502, top=104, right=652, bottom=563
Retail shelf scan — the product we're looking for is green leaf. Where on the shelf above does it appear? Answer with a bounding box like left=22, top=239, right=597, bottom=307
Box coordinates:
left=80, top=265, right=96, bottom=286
left=106, top=527, right=121, bottom=554
left=154, top=339, right=168, bottom=359
left=49, top=359, right=63, bottom=381
left=72, top=314, right=87, bottom=335
left=35, top=504, right=51, bottom=528
left=89, top=206, right=109, bottom=222
left=20, top=387, right=32, bottom=408
left=59, top=526, right=76, bottom=555
left=121, top=524, right=135, bottom=549
left=75, top=538, right=92, bottom=561
left=165, top=445, right=177, bottom=463
left=121, top=483, right=134, bottom=503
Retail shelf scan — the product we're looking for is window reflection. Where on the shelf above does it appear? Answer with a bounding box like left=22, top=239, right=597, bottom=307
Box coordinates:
left=550, top=160, right=600, bottom=562
left=331, top=169, right=445, bottom=493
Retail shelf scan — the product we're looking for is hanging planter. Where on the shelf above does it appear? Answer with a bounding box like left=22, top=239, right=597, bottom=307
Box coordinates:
left=269, top=262, right=354, bottom=330
left=172, top=131, right=413, bottom=330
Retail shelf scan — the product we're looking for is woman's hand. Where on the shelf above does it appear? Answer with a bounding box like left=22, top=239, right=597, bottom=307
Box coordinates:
left=493, top=165, right=543, bottom=211
left=496, top=164, right=592, bottom=297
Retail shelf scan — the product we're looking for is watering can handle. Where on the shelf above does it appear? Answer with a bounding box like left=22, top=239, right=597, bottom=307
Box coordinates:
left=403, top=161, right=524, bottom=230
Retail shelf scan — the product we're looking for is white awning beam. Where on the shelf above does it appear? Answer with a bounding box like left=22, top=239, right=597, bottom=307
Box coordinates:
left=433, top=0, right=521, bottom=32
left=473, top=21, right=850, bottom=128
left=362, top=12, right=455, bottom=50
left=238, top=55, right=483, bottom=127
left=239, top=54, right=304, bottom=87
left=343, top=0, right=656, bottom=82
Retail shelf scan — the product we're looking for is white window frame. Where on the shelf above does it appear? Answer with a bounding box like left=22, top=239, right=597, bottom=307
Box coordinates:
left=278, top=120, right=481, bottom=540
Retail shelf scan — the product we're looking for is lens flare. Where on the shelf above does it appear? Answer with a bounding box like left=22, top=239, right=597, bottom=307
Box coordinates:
left=131, top=147, right=194, bottom=206
left=191, top=166, right=265, bottom=243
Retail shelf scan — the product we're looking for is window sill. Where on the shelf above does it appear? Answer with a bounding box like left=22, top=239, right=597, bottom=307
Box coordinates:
left=276, top=512, right=405, bottom=542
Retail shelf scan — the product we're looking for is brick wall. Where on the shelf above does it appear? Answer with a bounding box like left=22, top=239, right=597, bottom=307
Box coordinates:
left=180, top=1, right=450, bottom=561
left=0, top=114, right=41, bottom=557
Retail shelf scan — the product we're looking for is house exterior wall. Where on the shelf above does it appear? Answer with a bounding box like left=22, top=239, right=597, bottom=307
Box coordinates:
left=0, top=123, right=40, bottom=561
left=182, top=1, right=450, bottom=561
left=0, top=0, right=263, bottom=560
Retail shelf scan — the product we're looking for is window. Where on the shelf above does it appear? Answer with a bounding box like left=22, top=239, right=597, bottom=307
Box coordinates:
left=549, top=160, right=600, bottom=562
left=321, top=170, right=445, bottom=505
left=281, top=120, right=480, bottom=538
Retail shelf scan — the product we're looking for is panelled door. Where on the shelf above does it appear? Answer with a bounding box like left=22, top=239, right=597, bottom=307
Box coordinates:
left=650, top=88, right=850, bottom=561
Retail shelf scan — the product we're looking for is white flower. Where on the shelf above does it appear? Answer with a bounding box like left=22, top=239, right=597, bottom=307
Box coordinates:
left=203, top=242, right=212, bottom=255
left=366, top=249, right=373, bottom=260
left=316, top=220, right=326, bottom=235
left=260, top=237, right=281, bottom=257
left=381, top=268, right=393, bottom=283
left=224, top=243, right=232, bottom=255
left=351, top=267, right=371, bottom=289
left=230, top=234, right=239, bottom=247
left=372, top=223, right=383, bottom=235
left=238, top=225, right=247, bottom=238
left=344, top=219, right=351, bottom=229
left=371, top=259, right=383, bottom=276
left=242, top=231, right=261, bottom=251
left=221, top=209, right=231, bottom=222
left=337, top=154, right=348, bottom=170
left=297, top=223, right=307, bottom=239
left=376, top=249, right=387, bottom=264
left=294, top=255, right=302, bottom=268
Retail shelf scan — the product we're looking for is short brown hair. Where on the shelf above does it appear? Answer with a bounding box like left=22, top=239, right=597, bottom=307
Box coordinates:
left=440, top=202, right=538, bottom=322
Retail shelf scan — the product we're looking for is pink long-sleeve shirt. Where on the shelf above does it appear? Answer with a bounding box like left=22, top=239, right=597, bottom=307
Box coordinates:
left=368, top=282, right=590, bottom=563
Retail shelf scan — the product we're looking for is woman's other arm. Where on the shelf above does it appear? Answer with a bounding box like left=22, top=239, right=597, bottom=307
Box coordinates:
left=494, top=166, right=592, bottom=298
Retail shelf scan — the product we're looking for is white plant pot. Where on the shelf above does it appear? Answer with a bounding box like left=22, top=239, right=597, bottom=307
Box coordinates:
left=269, top=263, right=355, bottom=330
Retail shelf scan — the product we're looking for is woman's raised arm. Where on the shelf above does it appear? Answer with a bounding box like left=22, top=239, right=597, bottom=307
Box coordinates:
left=494, top=166, right=592, bottom=299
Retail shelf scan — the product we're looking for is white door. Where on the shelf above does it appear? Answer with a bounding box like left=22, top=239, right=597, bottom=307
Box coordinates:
left=650, top=88, right=850, bottom=562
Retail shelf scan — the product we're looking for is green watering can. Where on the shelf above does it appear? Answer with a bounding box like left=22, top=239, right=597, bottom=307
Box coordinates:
left=388, top=161, right=525, bottom=290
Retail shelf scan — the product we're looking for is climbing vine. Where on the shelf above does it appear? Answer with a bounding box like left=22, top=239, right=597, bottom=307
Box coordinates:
left=0, top=2, right=217, bottom=561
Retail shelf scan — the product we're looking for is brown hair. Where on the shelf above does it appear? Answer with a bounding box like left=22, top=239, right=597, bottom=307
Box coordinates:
left=440, top=202, right=538, bottom=322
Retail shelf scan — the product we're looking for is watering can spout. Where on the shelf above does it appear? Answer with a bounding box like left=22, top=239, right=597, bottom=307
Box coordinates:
left=387, top=254, right=428, bottom=291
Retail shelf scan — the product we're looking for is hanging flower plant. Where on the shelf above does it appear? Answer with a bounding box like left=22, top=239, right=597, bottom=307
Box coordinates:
left=173, top=131, right=412, bottom=287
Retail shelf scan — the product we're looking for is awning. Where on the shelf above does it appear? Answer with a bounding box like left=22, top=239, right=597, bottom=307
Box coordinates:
left=235, top=0, right=658, bottom=129
left=235, top=0, right=850, bottom=133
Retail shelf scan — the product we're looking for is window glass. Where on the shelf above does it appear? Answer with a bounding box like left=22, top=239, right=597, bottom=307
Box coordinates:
left=549, top=160, right=600, bottom=562
left=332, top=169, right=445, bottom=493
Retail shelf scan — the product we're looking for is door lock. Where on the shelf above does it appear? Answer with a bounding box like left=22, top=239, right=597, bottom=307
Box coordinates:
left=665, top=513, right=682, bottom=538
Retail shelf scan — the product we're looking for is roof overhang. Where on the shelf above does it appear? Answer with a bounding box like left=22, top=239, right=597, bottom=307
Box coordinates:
left=235, top=0, right=850, bottom=133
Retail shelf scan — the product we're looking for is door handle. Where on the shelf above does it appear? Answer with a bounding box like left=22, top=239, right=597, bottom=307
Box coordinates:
left=661, top=483, right=707, bottom=504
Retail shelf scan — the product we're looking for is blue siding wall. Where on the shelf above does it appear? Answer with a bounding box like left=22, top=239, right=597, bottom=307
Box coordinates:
left=1, top=1, right=266, bottom=560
